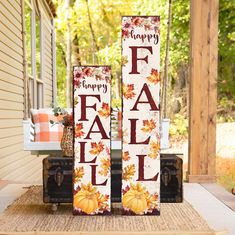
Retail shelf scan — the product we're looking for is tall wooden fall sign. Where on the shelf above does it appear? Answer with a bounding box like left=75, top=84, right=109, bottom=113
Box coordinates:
left=73, top=66, right=111, bottom=215
left=122, top=16, right=161, bottom=215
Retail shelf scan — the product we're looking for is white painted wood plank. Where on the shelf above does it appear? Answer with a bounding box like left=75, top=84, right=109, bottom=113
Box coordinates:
left=0, top=11, right=22, bottom=36
left=0, top=33, right=23, bottom=55
left=0, top=79, right=23, bottom=95
left=184, top=183, right=235, bottom=235
left=0, top=61, right=23, bottom=78
left=7, top=0, right=21, bottom=15
left=0, top=150, right=28, bottom=169
left=0, top=184, right=29, bottom=214
left=0, top=126, right=23, bottom=139
left=0, top=42, right=23, bottom=63
left=0, top=135, right=23, bottom=149
left=0, top=2, right=22, bottom=29
left=0, top=49, right=23, bottom=72
left=0, top=1, right=21, bottom=24
left=1, top=155, right=40, bottom=180
left=0, top=99, right=23, bottom=111
left=0, top=89, right=24, bottom=103
left=0, top=110, right=23, bottom=119
left=0, top=16, right=22, bottom=45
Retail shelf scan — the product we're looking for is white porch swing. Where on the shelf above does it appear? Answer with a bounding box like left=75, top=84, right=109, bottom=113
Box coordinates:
left=22, top=111, right=169, bottom=154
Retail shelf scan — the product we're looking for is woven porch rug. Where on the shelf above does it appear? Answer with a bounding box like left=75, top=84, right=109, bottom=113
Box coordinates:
left=0, top=186, right=215, bottom=234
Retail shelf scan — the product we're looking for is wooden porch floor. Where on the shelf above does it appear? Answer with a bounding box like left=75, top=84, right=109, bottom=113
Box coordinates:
left=0, top=182, right=233, bottom=235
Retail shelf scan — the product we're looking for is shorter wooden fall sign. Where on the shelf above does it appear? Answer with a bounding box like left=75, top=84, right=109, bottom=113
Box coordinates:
left=122, top=16, right=161, bottom=215
left=73, top=66, right=111, bottom=215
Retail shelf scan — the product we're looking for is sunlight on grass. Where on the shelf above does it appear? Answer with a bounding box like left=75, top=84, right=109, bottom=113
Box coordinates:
left=216, top=156, right=235, bottom=192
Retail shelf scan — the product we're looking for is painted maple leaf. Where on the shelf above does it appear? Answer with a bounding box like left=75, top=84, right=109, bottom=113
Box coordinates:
left=150, top=140, right=160, bottom=151
left=98, top=102, right=110, bottom=118
left=74, top=167, right=84, bottom=183
left=75, top=123, right=85, bottom=138
left=95, top=74, right=104, bottom=81
left=123, top=84, right=136, bottom=99
left=97, top=193, right=109, bottom=204
left=122, top=185, right=130, bottom=195
left=97, top=192, right=109, bottom=210
left=147, top=69, right=160, bottom=84
left=148, top=140, right=160, bottom=159
left=89, top=141, right=104, bottom=155
left=122, top=164, right=136, bottom=181
left=141, top=119, right=156, bottom=133
left=121, top=56, right=128, bottom=66
left=145, top=191, right=158, bottom=209
left=98, top=157, right=111, bottom=176
left=122, top=151, right=131, bottom=161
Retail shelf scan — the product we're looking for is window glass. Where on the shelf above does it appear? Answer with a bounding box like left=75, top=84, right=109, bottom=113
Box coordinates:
left=36, top=14, right=41, bottom=79
left=25, top=2, right=32, bottom=76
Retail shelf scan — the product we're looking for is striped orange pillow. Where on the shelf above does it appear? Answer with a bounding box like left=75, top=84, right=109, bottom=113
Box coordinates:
left=31, top=109, right=63, bottom=142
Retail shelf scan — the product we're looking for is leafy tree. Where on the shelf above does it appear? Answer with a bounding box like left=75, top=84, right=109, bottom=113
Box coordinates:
left=53, top=0, right=235, bottom=120
left=219, top=0, right=235, bottom=96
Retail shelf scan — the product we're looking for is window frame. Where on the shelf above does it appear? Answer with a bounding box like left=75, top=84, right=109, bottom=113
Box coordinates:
left=24, top=0, right=44, bottom=109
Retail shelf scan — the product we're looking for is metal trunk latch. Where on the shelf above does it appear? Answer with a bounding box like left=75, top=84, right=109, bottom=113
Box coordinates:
left=54, top=167, right=64, bottom=187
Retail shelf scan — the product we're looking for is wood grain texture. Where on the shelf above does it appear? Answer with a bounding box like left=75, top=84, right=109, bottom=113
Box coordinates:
left=207, top=0, right=218, bottom=176
left=189, top=0, right=218, bottom=182
left=189, top=0, right=202, bottom=176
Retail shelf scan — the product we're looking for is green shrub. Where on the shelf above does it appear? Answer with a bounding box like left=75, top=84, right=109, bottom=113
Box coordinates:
left=169, top=114, right=188, bottom=137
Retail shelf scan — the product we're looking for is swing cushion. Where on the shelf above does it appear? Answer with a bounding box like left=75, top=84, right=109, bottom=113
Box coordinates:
left=31, top=109, right=64, bottom=142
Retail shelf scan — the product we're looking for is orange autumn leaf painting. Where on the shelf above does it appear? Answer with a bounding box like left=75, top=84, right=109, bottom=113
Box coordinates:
left=148, top=140, right=160, bottom=159
left=98, top=157, right=111, bottom=176
left=89, top=141, right=104, bottom=155
left=145, top=191, right=158, bottom=210
left=98, top=102, right=110, bottom=118
left=75, top=123, right=85, bottom=138
left=97, top=192, right=109, bottom=211
left=141, top=119, right=156, bottom=133
left=122, top=151, right=131, bottom=161
left=123, top=84, right=136, bottom=99
left=123, top=164, right=136, bottom=181
left=74, top=167, right=85, bottom=183
left=147, top=69, right=160, bottom=84
left=121, top=56, right=128, bottom=66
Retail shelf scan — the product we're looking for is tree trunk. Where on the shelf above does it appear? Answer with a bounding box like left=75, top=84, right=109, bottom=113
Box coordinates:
left=85, top=0, right=99, bottom=63
left=162, top=0, right=173, bottom=119
left=66, top=0, right=72, bottom=108
left=72, top=34, right=81, bottom=66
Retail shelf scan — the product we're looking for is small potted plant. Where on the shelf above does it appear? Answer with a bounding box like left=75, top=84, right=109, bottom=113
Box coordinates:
left=50, top=107, right=73, bottom=157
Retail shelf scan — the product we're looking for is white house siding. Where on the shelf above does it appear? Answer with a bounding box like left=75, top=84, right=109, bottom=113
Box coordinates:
left=0, top=0, right=55, bottom=183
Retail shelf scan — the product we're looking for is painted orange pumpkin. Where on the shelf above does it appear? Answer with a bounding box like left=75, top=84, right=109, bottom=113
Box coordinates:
left=122, top=182, right=148, bottom=214
left=74, top=183, right=98, bottom=214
